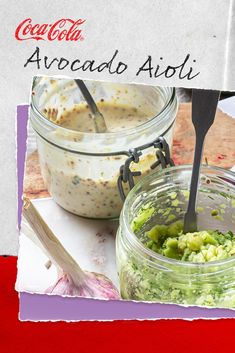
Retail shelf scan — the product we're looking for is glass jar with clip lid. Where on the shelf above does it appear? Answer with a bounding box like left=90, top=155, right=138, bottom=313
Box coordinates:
left=30, top=77, right=178, bottom=219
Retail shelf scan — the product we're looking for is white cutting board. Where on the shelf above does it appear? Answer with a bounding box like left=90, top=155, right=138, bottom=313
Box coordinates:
left=16, top=197, right=119, bottom=294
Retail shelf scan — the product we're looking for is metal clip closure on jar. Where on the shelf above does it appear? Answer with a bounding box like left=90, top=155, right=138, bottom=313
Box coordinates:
left=117, top=136, right=175, bottom=201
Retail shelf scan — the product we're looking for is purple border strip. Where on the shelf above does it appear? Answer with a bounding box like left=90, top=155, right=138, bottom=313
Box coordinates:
left=17, top=105, right=235, bottom=321
left=20, top=293, right=235, bottom=321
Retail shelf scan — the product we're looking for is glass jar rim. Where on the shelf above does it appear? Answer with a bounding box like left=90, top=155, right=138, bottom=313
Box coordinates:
left=120, top=164, right=235, bottom=269
left=30, top=77, right=177, bottom=143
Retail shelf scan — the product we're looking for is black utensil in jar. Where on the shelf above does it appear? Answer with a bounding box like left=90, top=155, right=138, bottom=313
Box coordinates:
left=183, top=89, right=220, bottom=233
left=75, top=79, right=108, bottom=133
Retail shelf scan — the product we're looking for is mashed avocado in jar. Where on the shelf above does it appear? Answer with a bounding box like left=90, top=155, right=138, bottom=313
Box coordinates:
left=117, top=166, right=235, bottom=308
left=118, top=204, right=235, bottom=307
left=145, top=221, right=235, bottom=263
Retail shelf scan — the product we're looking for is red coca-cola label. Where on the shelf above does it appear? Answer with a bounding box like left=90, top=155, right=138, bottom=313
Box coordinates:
left=15, top=18, right=85, bottom=41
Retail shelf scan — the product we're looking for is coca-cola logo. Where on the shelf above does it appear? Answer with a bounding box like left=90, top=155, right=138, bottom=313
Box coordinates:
left=15, top=18, right=85, bottom=42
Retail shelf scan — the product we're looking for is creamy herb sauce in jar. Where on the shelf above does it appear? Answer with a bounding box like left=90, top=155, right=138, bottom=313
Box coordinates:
left=41, top=102, right=157, bottom=218
left=31, top=78, right=177, bottom=219
left=48, top=102, right=152, bottom=132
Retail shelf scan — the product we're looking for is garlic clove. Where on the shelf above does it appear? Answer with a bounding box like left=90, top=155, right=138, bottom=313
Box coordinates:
left=46, top=271, right=120, bottom=300
left=23, top=198, right=120, bottom=300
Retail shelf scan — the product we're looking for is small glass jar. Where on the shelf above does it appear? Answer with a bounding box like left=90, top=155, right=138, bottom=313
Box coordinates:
left=30, top=77, right=177, bottom=219
left=116, top=165, right=235, bottom=308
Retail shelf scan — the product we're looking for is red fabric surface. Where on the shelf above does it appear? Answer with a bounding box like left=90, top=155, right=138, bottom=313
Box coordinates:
left=0, top=256, right=234, bottom=353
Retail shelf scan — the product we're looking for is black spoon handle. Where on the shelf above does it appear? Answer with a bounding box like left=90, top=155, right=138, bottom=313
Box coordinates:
left=75, top=79, right=108, bottom=133
left=184, top=89, right=220, bottom=233
left=75, top=79, right=99, bottom=115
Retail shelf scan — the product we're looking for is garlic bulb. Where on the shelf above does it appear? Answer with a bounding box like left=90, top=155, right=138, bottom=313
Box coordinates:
left=46, top=272, right=119, bottom=299
left=23, top=198, right=120, bottom=300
